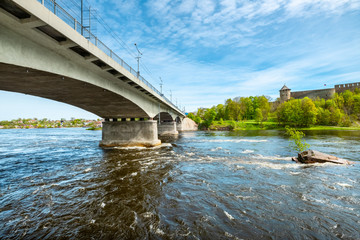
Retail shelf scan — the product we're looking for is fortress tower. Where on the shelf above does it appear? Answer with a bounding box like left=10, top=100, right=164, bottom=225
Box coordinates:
left=279, top=85, right=291, bottom=103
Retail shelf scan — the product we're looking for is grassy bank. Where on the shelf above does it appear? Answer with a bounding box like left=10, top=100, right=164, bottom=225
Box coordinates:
left=208, top=120, right=360, bottom=131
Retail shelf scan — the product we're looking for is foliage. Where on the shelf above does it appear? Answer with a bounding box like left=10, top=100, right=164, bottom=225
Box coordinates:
left=285, top=127, right=310, bottom=153
left=188, top=88, right=360, bottom=130
left=254, top=108, right=263, bottom=124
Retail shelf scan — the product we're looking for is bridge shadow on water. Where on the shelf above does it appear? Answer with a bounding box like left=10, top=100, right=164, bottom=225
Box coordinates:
left=74, top=147, right=177, bottom=239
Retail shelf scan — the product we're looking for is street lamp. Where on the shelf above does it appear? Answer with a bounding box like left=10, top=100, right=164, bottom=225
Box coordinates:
left=159, top=77, right=163, bottom=96
left=134, top=43, right=142, bottom=78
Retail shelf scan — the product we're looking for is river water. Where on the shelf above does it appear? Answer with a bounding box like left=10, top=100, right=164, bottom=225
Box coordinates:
left=0, top=128, right=359, bottom=239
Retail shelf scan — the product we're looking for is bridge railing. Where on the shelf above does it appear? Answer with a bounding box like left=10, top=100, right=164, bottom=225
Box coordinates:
left=36, top=0, right=183, bottom=114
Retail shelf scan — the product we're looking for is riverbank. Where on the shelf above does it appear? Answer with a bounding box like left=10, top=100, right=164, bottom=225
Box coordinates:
left=207, top=120, right=360, bottom=131
left=0, top=118, right=102, bottom=129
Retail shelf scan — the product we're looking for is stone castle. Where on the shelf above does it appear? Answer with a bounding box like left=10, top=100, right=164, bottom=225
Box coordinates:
left=279, top=82, right=360, bottom=103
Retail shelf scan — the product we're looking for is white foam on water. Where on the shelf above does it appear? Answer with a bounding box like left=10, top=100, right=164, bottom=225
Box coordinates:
left=210, top=147, right=223, bottom=151
left=206, top=139, right=268, bottom=143
left=142, top=212, right=153, bottom=218
left=114, top=143, right=172, bottom=150
left=236, top=195, right=254, bottom=200
left=141, top=160, right=156, bottom=166
left=224, top=210, right=234, bottom=220
left=130, top=172, right=138, bottom=177
left=244, top=161, right=300, bottom=169
left=84, top=168, right=92, bottom=173
left=114, top=146, right=146, bottom=150
left=336, top=182, right=352, bottom=188
left=235, top=165, right=245, bottom=170
left=225, top=232, right=241, bottom=240
left=32, top=188, right=39, bottom=194
left=241, top=150, right=254, bottom=154
left=155, top=228, right=165, bottom=235
left=254, top=154, right=291, bottom=161
left=100, top=202, right=106, bottom=208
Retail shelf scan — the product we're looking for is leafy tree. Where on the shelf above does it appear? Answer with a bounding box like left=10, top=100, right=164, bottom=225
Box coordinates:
left=199, top=108, right=215, bottom=129
left=286, top=127, right=310, bottom=153
left=254, top=108, right=263, bottom=124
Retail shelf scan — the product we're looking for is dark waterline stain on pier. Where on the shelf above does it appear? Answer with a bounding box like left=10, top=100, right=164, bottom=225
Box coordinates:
left=0, top=128, right=359, bottom=239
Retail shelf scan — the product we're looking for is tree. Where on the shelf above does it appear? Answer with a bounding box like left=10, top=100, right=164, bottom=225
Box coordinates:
left=202, top=108, right=217, bottom=129
left=286, top=127, right=310, bottom=153
left=254, top=108, right=263, bottom=125
left=301, top=97, right=317, bottom=127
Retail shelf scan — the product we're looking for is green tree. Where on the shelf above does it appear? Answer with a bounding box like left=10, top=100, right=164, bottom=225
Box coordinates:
left=254, top=108, right=263, bottom=125
left=202, top=108, right=217, bottom=129
left=286, top=127, right=310, bottom=153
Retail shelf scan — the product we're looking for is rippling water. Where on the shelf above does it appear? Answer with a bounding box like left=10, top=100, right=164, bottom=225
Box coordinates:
left=0, top=128, right=359, bottom=239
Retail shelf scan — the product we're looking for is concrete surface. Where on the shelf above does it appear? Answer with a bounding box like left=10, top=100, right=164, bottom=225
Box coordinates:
left=100, top=120, right=161, bottom=147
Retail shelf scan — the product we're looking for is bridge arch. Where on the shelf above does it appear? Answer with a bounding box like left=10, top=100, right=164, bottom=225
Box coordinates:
left=154, top=112, right=174, bottom=122
left=175, top=116, right=182, bottom=123
left=0, top=63, right=150, bottom=119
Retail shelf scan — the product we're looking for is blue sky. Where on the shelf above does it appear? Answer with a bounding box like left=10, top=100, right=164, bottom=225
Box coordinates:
left=1, top=0, right=360, bottom=120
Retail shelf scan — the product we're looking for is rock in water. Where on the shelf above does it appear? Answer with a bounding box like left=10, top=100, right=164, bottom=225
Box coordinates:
left=292, top=150, right=354, bottom=165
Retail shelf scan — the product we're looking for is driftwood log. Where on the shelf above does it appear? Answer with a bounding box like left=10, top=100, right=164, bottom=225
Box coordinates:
left=292, top=150, right=354, bottom=165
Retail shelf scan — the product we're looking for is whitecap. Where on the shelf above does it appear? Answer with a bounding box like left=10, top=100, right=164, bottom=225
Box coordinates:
left=114, top=143, right=172, bottom=150
left=224, top=210, right=234, bottom=220
left=254, top=154, right=291, bottom=161
left=130, top=172, right=138, bottom=177
left=210, top=147, right=223, bottom=151
left=155, top=228, right=165, bottom=235
left=32, top=188, right=39, bottom=194
left=142, top=212, right=153, bottom=218
left=207, top=139, right=268, bottom=143
left=336, top=182, right=352, bottom=188
left=84, top=167, right=92, bottom=173
left=241, top=150, right=254, bottom=154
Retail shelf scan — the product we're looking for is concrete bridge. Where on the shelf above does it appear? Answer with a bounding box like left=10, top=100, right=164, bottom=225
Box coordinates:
left=0, top=0, right=187, bottom=147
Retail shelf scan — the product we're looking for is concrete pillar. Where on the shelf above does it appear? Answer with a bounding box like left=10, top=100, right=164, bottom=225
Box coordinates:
left=176, top=122, right=182, bottom=132
left=100, top=120, right=161, bottom=147
left=158, top=121, right=178, bottom=136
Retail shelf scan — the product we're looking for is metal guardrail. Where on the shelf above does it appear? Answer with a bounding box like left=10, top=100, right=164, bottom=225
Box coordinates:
left=36, top=0, right=183, bottom=114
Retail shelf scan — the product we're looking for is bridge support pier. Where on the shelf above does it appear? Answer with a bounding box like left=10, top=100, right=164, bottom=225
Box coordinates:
left=158, top=121, right=179, bottom=136
left=100, top=120, right=161, bottom=147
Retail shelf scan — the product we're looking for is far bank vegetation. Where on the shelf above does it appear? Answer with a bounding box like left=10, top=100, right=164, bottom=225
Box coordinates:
left=188, top=89, right=360, bottom=130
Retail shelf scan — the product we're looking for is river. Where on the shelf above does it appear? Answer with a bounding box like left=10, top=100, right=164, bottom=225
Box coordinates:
left=0, top=128, right=359, bottom=239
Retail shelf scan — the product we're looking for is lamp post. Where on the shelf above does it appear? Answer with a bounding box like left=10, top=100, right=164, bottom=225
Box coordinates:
left=159, top=77, right=163, bottom=96
left=134, top=43, right=142, bottom=78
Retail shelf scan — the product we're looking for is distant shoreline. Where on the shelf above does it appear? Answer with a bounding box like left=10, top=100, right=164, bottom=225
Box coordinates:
left=0, top=118, right=102, bottom=130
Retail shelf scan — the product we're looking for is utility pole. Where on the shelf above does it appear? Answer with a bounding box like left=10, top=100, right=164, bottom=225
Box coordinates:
left=134, top=43, right=142, bottom=78
left=159, top=77, right=163, bottom=95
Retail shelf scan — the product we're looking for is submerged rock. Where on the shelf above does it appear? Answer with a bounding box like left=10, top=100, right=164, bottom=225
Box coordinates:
left=292, top=150, right=354, bottom=165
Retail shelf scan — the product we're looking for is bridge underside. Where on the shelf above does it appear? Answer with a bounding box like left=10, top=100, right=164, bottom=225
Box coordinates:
left=0, top=63, right=149, bottom=118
